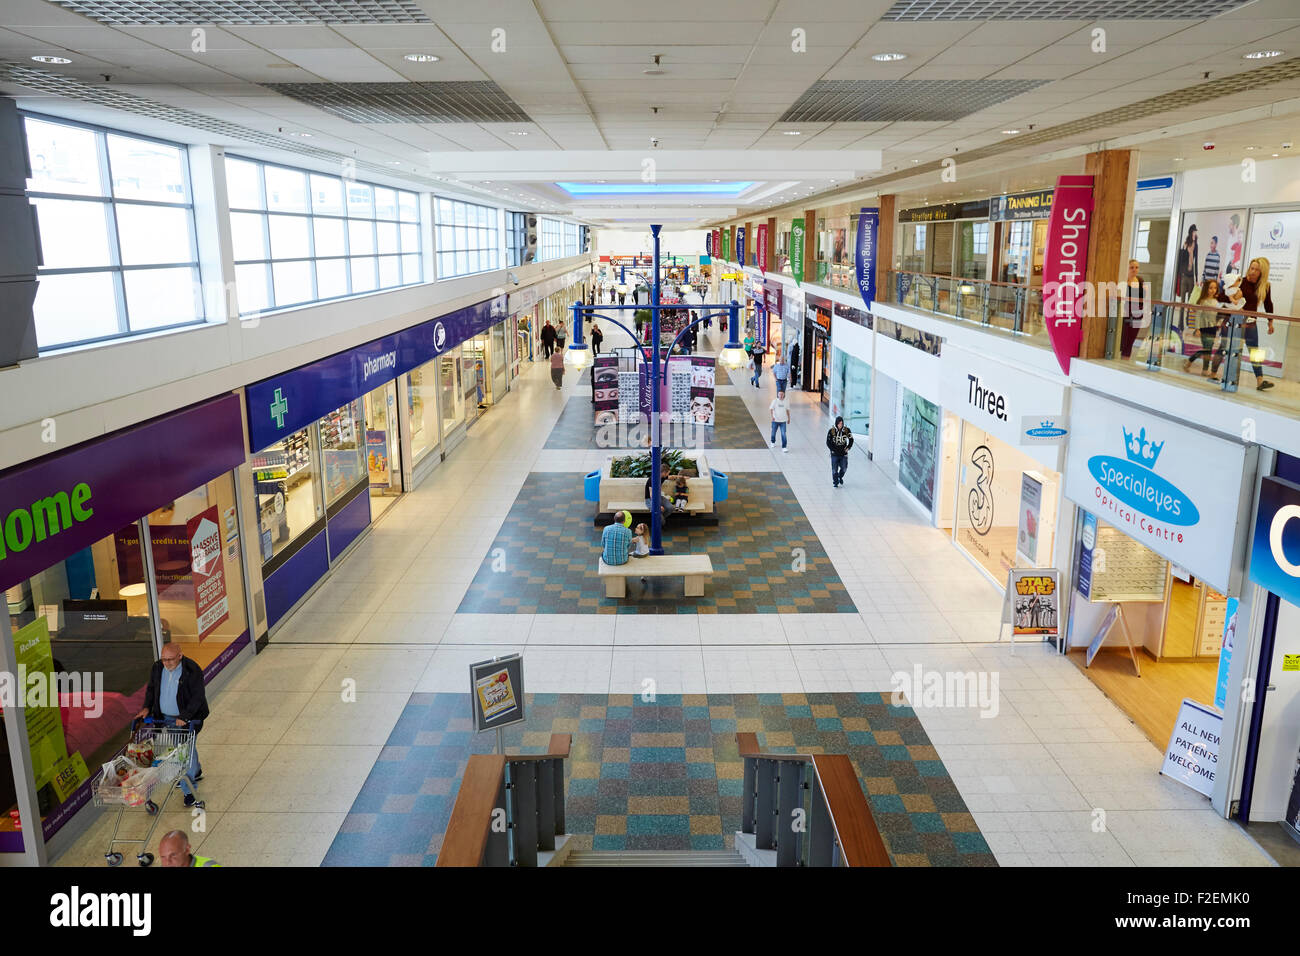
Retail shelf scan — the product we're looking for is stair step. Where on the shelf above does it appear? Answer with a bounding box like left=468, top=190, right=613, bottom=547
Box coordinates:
left=565, top=850, right=749, bottom=867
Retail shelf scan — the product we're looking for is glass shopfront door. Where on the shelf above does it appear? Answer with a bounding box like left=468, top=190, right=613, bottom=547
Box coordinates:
left=362, top=380, right=402, bottom=519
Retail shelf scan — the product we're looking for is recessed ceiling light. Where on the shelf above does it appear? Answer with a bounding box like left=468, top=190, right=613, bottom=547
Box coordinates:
left=286, top=131, right=312, bottom=138
left=509, top=131, right=528, bottom=136
left=1243, top=50, right=1283, bottom=59
left=1173, top=157, right=1184, bottom=162
left=1274, top=153, right=1281, bottom=157
left=911, top=159, right=919, bottom=164
left=31, top=55, right=71, bottom=64
left=872, top=52, right=907, bottom=62
left=404, top=53, right=441, bottom=63
left=783, top=131, right=802, bottom=136
left=1001, top=129, right=1020, bottom=135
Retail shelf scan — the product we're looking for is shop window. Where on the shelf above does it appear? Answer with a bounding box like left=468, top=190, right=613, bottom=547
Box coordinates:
left=25, top=114, right=202, bottom=350
left=407, top=360, right=441, bottom=463
left=830, top=348, right=871, bottom=436
left=440, top=348, right=466, bottom=437
left=5, top=524, right=157, bottom=842
left=951, top=421, right=1059, bottom=583
left=144, top=475, right=249, bottom=678
left=251, top=426, right=323, bottom=563
left=318, top=400, right=367, bottom=505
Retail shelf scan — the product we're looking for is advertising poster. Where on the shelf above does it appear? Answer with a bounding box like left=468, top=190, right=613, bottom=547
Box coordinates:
left=11, top=618, right=70, bottom=788
left=470, top=654, right=525, bottom=732
left=1245, top=209, right=1300, bottom=374
left=898, top=389, right=938, bottom=512
left=1169, top=208, right=1248, bottom=358
left=114, top=525, right=190, bottom=592
left=187, top=505, right=230, bottom=642
left=855, top=207, right=879, bottom=310
left=1041, top=175, right=1094, bottom=375
left=365, top=430, right=389, bottom=488
left=689, top=357, right=716, bottom=426
left=1008, top=569, right=1060, bottom=637
left=1017, top=473, right=1044, bottom=566
left=790, top=218, right=805, bottom=284
left=475, top=667, right=518, bottom=721
left=1214, top=596, right=1239, bottom=711
left=1161, top=698, right=1222, bottom=797
left=593, top=355, right=619, bottom=426
left=1077, top=510, right=1097, bottom=600
left=617, top=369, right=641, bottom=424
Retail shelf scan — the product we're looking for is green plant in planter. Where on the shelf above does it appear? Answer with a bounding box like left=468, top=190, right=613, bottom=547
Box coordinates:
left=610, top=449, right=698, bottom=478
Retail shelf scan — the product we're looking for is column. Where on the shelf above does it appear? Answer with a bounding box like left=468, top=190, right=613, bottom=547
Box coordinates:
left=803, top=208, right=817, bottom=282
left=744, top=220, right=753, bottom=268
left=1081, top=149, right=1139, bottom=359
left=877, top=195, right=896, bottom=290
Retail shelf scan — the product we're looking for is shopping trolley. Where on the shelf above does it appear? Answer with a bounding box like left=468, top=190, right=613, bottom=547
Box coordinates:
left=91, top=718, right=204, bottom=867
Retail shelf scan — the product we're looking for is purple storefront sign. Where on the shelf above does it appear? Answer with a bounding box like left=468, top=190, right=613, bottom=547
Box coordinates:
left=0, top=393, right=246, bottom=594
left=247, top=293, right=508, bottom=451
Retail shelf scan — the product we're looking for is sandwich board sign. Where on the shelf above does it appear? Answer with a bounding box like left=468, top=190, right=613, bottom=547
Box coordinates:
left=1161, top=698, right=1222, bottom=797
left=470, top=654, right=525, bottom=737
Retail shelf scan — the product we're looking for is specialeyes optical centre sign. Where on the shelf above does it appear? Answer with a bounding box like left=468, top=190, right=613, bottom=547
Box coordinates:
left=246, top=293, right=507, bottom=451
left=1064, top=389, right=1253, bottom=592
left=0, top=394, right=246, bottom=594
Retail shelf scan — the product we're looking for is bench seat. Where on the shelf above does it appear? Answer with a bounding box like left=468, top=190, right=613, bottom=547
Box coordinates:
left=597, top=554, right=714, bottom=598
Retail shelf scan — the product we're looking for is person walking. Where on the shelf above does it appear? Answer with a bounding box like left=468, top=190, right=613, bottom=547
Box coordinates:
left=769, top=390, right=790, bottom=453
left=554, top=321, right=567, bottom=352
left=789, top=341, right=800, bottom=388
left=136, top=643, right=209, bottom=808
left=1184, top=278, right=1228, bottom=376
left=549, top=347, right=565, bottom=389
left=1119, top=258, right=1147, bottom=360
left=826, top=415, right=854, bottom=487
left=540, top=320, right=556, bottom=358
left=749, top=341, right=764, bottom=387
left=590, top=322, right=604, bottom=355
left=772, top=356, right=790, bottom=394
left=1218, top=256, right=1276, bottom=390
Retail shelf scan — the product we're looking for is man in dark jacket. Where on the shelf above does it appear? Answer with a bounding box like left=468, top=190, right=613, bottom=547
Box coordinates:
left=136, top=645, right=209, bottom=806
left=826, top=416, right=854, bottom=487
left=540, top=321, right=556, bottom=358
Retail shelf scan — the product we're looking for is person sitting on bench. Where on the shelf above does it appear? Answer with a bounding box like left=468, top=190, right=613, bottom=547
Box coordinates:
left=601, top=511, right=633, bottom=566
left=645, top=474, right=676, bottom=518
left=672, top=474, right=690, bottom=511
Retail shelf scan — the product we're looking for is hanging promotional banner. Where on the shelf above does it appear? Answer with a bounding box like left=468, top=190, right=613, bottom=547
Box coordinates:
left=713, top=229, right=722, bottom=264
left=854, top=207, right=879, bottom=310
left=1064, top=389, right=1250, bottom=591
left=737, top=226, right=747, bottom=267
left=705, top=231, right=713, bottom=257
left=790, top=218, right=805, bottom=284
left=1161, top=698, right=1222, bottom=797
left=756, top=223, right=768, bottom=274
left=1041, top=175, right=1095, bottom=375
left=722, top=228, right=731, bottom=263
left=187, top=505, right=230, bottom=642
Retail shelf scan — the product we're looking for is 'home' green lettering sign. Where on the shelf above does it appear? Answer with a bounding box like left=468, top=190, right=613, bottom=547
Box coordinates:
left=0, top=483, right=94, bottom=561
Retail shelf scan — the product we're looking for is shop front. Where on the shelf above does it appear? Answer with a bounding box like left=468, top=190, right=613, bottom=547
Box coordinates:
left=803, top=293, right=833, bottom=404
left=1062, top=388, right=1257, bottom=769
left=898, top=200, right=992, bottom=280
left=1, top=394, right=252, bottom=862
left=245, top=294, right=508, bottom=630
left=762, top=279, right=784, bottom=354
left=936, top=344, right=1069, bottom=589
left=829, top=300, right=873, bottom=437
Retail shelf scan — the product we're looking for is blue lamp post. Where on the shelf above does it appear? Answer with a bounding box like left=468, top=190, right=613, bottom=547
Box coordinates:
left=570, top=224, right=743, bottom=556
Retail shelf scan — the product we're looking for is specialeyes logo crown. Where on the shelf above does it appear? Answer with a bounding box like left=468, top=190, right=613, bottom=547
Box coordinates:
left=1123, top=425, right=1163, bottom=467
left=1086, top=423, right=1199, bottom=527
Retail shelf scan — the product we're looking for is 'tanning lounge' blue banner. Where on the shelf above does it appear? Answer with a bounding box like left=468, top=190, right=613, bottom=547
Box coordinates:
left=855, top=207, right=879, bottom=311
left=247, top=293, right=507, bottom=451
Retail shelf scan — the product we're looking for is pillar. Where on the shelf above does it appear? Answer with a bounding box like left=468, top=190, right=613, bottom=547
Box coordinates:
left=877, top=195, right=896, bottom=286
left=803, top=208, right=817, bottom=283
left=744, top=220, right=753, bottom=268
left=1081, top=149, right=1138, bottom=360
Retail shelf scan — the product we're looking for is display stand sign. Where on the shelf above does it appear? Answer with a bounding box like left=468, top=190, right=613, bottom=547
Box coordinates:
left=1000, top=568, right=1061, bottom=652
left=1213, top=597, right=1239, bottom=711
left=1041, top=174, right=1094, bottom=375
left=1085, top=603, right=1142, bottom=675
left=1017, top=474, right=1044, bottom=566
left=187, top=505, right=230, bottom=643
left=1161, top=698, right=1222, bottom=797
left=470, top=655, right=525, bottom=752
left=365, top=430, right=389, bottom=488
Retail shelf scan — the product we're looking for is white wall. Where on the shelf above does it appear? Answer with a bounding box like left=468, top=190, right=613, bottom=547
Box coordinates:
left=1180, top=155, right=1300, bottom=210
left=595, top=229, right=708, bottom=259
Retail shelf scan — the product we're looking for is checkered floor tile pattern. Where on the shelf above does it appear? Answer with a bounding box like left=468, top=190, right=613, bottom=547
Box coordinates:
left=321, top=692, right=996, bottom=867
left=544, top=395, right=769, bottom=449
left=456, top=471, right=855, bottom=614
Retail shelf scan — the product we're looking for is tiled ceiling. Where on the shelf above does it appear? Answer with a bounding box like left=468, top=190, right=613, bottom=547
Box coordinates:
left=0, top=0, right=1297, bottom=228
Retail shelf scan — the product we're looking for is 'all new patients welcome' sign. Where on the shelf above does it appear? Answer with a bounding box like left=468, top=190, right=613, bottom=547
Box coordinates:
left=1041, top=175, right=1094, bottom=375
left=1064, top=390, right=1251, bottom=592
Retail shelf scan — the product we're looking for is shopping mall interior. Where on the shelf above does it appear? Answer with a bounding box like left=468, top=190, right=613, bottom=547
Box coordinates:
left=2, top=0, right=1300, bottom=887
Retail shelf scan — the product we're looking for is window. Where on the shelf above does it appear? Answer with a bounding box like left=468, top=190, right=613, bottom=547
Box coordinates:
left=540, top=218, right=563, bottom=261
left=972, top=222, right=989, bottom=255
left=435, top=198, right=499, bottom=279
left=563, top=221, right=580, bottom=257
left=506, top=211, right=527, bottom=267
left=25, top=114, right=202, bottom=350
left=226, top=156, right=421, bottom=315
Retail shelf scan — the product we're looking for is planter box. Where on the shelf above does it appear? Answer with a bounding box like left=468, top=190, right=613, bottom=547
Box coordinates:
left=598, top=453, right=714, bottom=514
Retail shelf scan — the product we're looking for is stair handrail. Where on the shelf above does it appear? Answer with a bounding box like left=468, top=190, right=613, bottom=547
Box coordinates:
left=737, top=733, right=891, bottom=867
left=436, top=733, right=572, bottom=867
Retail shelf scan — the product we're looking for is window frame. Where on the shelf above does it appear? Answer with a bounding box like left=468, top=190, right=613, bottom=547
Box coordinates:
left=23, top=111, right=205, bottom=351
left=226, top=154, right=422, bottom=316
left=434, top=196, right=500, bottom=280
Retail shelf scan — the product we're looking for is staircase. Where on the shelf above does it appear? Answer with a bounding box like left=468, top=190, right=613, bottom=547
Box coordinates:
left=565, top=849, right=749, bottom=867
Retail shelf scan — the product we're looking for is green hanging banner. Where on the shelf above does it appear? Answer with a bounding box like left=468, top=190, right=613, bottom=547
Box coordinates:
left=722, top=227, right=731, bottom=262
left=790, top=218, right=805, bottom=284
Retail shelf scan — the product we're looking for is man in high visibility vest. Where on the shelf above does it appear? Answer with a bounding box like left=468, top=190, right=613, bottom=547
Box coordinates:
left=159, top=830, right=221, bottom=868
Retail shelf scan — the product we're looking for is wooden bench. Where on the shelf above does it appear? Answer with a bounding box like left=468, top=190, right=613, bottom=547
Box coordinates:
left=598, top=554, right=714, bottom=598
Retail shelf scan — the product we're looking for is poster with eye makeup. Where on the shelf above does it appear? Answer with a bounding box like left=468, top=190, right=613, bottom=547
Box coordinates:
left=689, top=356, right=716, bottom=426
left=592, top=354, right=619, bottom=424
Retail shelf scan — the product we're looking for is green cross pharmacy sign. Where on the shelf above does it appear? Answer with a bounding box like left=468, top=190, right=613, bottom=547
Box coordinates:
left=270, top=388, right=289, bottom=429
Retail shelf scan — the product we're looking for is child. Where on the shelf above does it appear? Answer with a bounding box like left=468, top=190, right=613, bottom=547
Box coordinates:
left=673, top=474, right=690, bottom=511
left=631, top=523, right=650, bottom=558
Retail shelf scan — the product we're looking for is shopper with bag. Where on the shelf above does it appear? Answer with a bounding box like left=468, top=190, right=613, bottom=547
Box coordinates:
left=550, top=348, right=565, bottom=389
left=136, top=644, right=209, bottom=807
